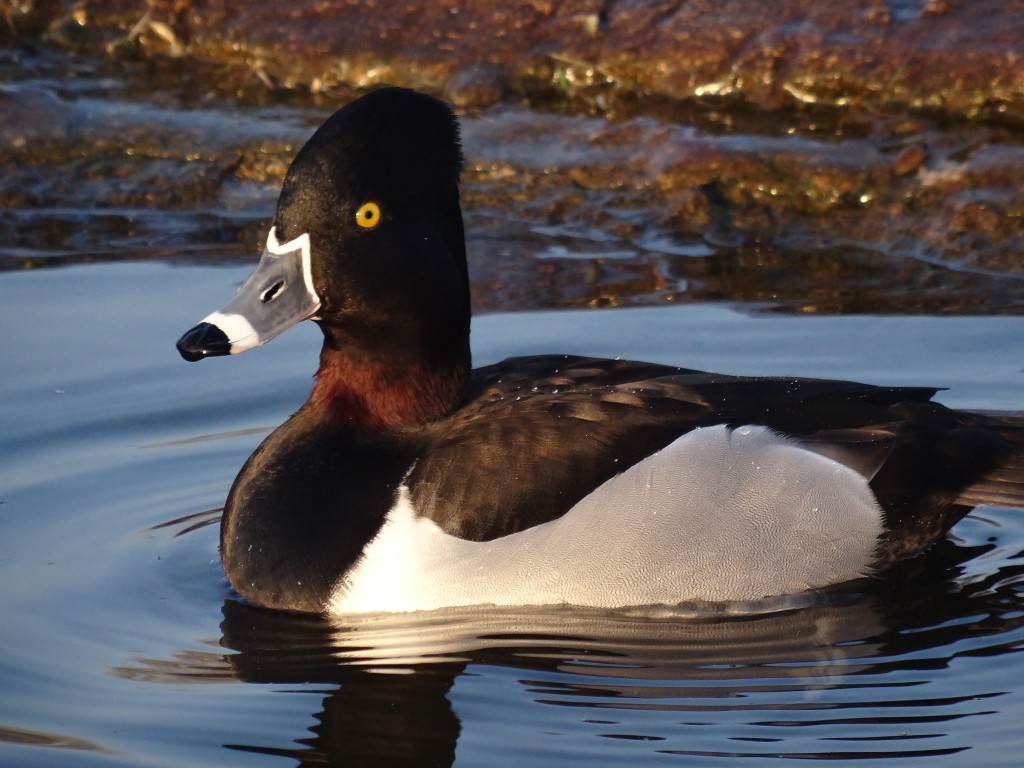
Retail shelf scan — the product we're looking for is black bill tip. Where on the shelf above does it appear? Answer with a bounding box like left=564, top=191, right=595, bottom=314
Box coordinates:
left=176, top=322, right=231, bottom=362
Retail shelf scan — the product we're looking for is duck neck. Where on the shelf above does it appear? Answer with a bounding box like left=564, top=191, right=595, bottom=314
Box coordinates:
left=309, top=331, right=470, bottom=431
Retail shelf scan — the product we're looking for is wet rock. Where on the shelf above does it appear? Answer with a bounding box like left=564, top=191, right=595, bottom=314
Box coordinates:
left=5, top=0, right=1022, bottom=123
left=444, top=63, right=508, bottom=110
left=889, top=144, right=927, bottom=178
left=1, top=10, right=1022, bottom=314
left=0, top=84, right=73, bottom=148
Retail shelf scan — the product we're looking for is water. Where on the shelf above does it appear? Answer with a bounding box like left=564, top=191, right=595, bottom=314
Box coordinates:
left=3, top=261, right=1024, bottom=766
left=4, top=42, right=1024, bottom=767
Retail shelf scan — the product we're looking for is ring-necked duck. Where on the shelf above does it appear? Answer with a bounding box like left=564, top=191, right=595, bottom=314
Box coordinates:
left=178, top=87, right=1024, bottom=614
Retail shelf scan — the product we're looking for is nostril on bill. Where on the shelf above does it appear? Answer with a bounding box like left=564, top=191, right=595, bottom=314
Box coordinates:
left=261, top=281, right=285, bottom=303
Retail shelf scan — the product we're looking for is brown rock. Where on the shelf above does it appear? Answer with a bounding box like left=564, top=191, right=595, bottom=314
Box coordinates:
left=8, top=0, right=1020, bottom=121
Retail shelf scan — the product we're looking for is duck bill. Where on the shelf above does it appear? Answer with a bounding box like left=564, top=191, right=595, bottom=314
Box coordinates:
left=177, top=228, right=321, bottom=362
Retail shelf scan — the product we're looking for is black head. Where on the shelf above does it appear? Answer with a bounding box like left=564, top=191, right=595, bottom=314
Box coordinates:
left=277, top=87, right=463, bottom=228
left=275, top=88, right=470, bottom=350
left=177, top=87, right=470, bottom=370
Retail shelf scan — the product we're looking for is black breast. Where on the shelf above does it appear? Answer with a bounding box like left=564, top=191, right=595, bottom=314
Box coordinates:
left=220, top=407, right=415, bottom=612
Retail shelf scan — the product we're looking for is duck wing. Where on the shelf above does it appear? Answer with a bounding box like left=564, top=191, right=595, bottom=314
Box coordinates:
left=406, top=355, right=1023, bottom=552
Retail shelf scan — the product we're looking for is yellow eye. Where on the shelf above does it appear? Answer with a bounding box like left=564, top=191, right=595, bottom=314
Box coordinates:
left=355, top=201, right=382, bottom=229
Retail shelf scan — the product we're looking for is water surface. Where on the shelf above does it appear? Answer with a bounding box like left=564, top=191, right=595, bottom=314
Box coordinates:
left=3, top=263, right=1024, bottom=766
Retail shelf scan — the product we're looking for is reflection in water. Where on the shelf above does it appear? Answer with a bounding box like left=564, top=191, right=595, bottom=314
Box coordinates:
left=0, top=724, right=108, bottom=754
left=223, top=607, right=462, bottom=767
left=114, top=536, right=1024, bottom=766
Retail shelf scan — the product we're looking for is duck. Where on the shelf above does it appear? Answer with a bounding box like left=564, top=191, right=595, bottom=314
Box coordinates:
left=177, top=87, right=1024, bottom=615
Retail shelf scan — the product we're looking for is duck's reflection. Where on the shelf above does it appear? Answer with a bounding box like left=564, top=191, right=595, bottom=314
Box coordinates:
left=124, top=536, right=1024, bottom=766
left=222, top=600, right=462, bottom=767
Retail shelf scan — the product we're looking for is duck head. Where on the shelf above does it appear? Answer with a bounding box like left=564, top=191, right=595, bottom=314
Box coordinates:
left=177, top=87, right=472, bottom=426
